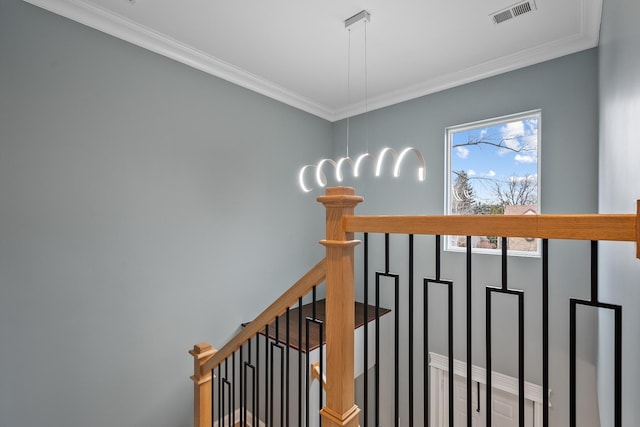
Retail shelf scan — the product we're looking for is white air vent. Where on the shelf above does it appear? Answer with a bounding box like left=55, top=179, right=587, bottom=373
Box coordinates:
left=491, top=0, right=537, bottom=24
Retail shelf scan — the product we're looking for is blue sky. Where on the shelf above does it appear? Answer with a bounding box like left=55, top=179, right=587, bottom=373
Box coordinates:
left=449, top=114, right=539, bottom=204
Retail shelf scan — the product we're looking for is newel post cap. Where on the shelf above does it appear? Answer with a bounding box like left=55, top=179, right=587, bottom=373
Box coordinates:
left=317, top=186, right=363, bottom=207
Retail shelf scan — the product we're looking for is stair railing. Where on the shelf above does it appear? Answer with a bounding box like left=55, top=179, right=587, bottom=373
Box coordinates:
left=190, top=258, right=327, bottom=427
left=191, top=186, right=362, bottom=427
left=192, top=187, right=640, bottom=427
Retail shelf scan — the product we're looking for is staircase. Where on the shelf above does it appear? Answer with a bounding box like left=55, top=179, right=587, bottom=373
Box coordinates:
left=191, top=187, right=640, bottom=427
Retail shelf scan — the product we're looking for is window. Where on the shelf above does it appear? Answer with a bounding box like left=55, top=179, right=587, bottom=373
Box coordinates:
left=445, top=110, right=541, bottom=256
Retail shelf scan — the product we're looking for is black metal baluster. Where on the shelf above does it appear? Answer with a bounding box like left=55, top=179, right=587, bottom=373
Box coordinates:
left=306, top=317, right=324, bottom=427
left=214, top=366, right=217, bottom=425
left=385, top=234, right=401, bottom=427
left=570, top=241, right=622, bottom=427
left=267, top=317, right=279, bottom=426
left=375, top=233, right=401, bottom=427
left=265, top=325, right=270, bottom=426
left=518, top=287, right=525, bottom=427
left=313, top=286, right=327, bottom=427
left=485, top=288, right=526, bottom=426
left=306, top=319, right=310, bottom=427
left=211, top=365, right=215, bottom=426
left=232, top=352, right=236, bottom=426
left=313, top=286, right=317, bottom=321
left=286, top=307, right=291, bottom=427
left=252, top=362, right=257, bottom=426
left=591, top=240, right=598, bottom=303
left=395, top=263, right=400, bottom=427
left=223, top=379, right=232, bottom=427
left=435, top=235, right=441, bottom=281
left=542, top=239, right=549, bottom=427
left=408, top=234, right=414, bottom=427
left=569, top=299, right=577, bottom=427
left=252, top=338, right=257, bottom=427
left=466, top=236, right=473, bottom=427
left=423, top=235, right=454, bottom=426
left=270, top=341, right=285, bottom=427
left=615, top=304, right=622, bottom=427
left=363, top=233, right=369, bottom=427
left=502, top=237, right=508, bottom=290
left=487, top=238, right=525, bottom=427
left=436, top=235, right=454, bottom=427
left=244, top=338, right=251, bottom=426
left=298, top=297, right=303, bottom=427
left=385, top=233, right=390, bottom=274
left=312, top=285, right=318, bottom=426
left=424, top=258, right=429, bottom=426
left=256, top=328, right=260, bottom=424
left=240, top=344, right=244, bottom=427
left=378, top=235, right=388, bottom=427
left=485, top=285, right=492, bottom=427
left=270, top=317, right=282, bottom=427
left=225, top=358, right=229, bottom=426
left=244, top=362, right=257, bottom=427
left=319, top=321, right=324, bottom=427
left=448, top=272, right=454, bottom=427
left=243, top=354, right=247, bottom=427
left=218, top=365, right=222, bottom=426
left=280, top=330, right=285, bottom=427
left=423, top=273, right=453, bottom=427
left=375, top=270, right=381, bottom=427
left=221, top=378, right=226, bottom=427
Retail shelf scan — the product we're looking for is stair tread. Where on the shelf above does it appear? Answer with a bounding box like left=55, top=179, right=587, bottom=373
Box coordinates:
left=242, top=300, right=390, bottom=353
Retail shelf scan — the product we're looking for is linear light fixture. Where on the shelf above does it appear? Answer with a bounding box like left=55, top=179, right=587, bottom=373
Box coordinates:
left=298, top=10, right=426, bottom=193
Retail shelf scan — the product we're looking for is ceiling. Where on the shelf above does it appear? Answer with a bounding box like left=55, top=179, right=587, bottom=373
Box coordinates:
left=24, top=0, right=602, bottom=122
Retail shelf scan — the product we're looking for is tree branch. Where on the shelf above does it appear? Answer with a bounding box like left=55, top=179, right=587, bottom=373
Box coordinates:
left=453, top=138, right=535, bottom=153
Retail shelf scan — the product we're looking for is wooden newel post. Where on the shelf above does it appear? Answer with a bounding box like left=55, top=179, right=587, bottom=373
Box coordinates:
left=190, top=342, right=217, bottom=427
left=318, top=187, right=364, bottom=427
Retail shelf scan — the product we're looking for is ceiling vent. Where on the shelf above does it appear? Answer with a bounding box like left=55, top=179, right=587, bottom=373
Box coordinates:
left=491, top=0, right=537, bottom=24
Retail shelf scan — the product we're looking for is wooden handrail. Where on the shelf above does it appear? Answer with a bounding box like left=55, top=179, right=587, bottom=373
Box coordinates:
left=201, top=258, right=326, bottom=374
left=344, top=214, right=637, bottom=242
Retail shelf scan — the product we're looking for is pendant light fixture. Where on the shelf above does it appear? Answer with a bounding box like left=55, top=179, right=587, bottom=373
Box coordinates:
left=298, top=10, right=426, bottom=193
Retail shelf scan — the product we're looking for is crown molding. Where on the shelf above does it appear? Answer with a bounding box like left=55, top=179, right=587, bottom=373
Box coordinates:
left=332, top=34, right=598, bottom=121
left=23, top=0, right=601, bottom=123
left=22, top=0, right=335, bottom=121
left=332, top=0, right=602, bottom=121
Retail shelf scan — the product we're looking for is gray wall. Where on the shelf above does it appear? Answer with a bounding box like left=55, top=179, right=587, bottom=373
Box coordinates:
left=0, top=0, right=616, bottom=426
left=331, top=50, right=600, bottom=426
left=0, top=1, right=330, bottom=426
left=598, top=0, right=640, bottom=426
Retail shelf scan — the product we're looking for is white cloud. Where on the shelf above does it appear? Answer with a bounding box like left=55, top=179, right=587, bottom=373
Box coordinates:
left=521, top=134, right=538, bottom=151
left=498, top=121, right=527, bottom=154
left=456, top=146, right=470, bottom=159
left=504, top=138, right=521, bottom=151
left=524, top=118, right=539, bottom=134
left=514, top=154, right=535, bottom=163
left=467, top=169, right=476, bottom=176
left=486, top=170, right=496, bottom=177
left=509, top=174, right=537, bottom=183
left=501, top=121, right=525, bottom=139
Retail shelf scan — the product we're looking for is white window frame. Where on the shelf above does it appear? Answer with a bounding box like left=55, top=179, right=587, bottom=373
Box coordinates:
left=444, top=110, right=542, bottom=257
